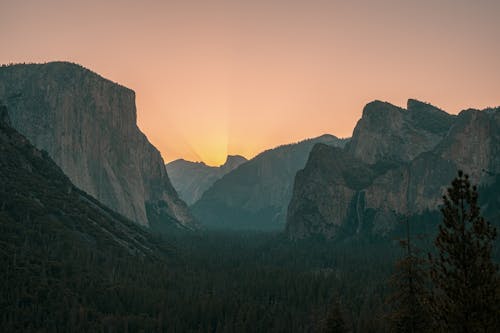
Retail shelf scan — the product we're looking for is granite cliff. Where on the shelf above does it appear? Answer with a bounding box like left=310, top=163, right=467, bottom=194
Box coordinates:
left=166, top=155, right=247, bottom=205
left=0, top=104, right=165, bottom=256
left=192, top=135, right=348, bottom=230
left=0, top=62, right=195, bottom=229
left=286, top=100, right=500, bottom=239
left=346, top=99, right=455, bottom=164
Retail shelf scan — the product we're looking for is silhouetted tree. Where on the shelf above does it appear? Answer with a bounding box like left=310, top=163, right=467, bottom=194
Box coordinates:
left=428, top=171, right=499, bottom=332
left=387, top=218, right=430, bottom=332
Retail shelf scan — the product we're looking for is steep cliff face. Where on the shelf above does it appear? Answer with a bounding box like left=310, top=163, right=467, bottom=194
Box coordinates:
left=166, top=155, right=247, bottom=205
left=192, top=135, right=348, bottom=230
left=436, top=108, right=500, bottom=181
left=286, top=144, right=374, bottom=238
left=287, top=99, right=500, bottom=239
left=0, top=62, right=195, bottom=229
left=0, top=104, right=166, bottom=256
left=346, top=100, right=455, bottom=164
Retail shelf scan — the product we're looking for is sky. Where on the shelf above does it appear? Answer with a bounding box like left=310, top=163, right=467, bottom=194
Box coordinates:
left=1, top=0, right=499, bottom=166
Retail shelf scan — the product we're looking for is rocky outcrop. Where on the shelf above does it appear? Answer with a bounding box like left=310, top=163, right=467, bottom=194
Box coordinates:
left=286, top=99, right=500, bottom=239
left=166, top=155, right=247, bottom=205
left=286, top=144, right=375, bottom=238
left=346, top=100, right=455, bottom=164
left=0, top=104, right=165, bottom=256
left=0, top=62, right=195, bottom=229
left=192, top=135, right=348, bottom=230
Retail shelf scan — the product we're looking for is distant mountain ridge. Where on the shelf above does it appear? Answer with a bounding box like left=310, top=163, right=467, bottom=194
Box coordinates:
left=166, top=155, right=247, bottom=205
left=192, top=134, right=348, bottom=230
left=0, top=62, right=195, bottom=230
left=286, top=99, right=500, bottom=239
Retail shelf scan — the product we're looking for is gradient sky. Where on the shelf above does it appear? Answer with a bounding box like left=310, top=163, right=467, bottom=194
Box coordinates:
left=1, top=0, right=499, bottom=165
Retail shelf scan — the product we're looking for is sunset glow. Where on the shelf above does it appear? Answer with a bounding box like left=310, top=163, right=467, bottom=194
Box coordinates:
left=1, top=0, right=499, bottom=166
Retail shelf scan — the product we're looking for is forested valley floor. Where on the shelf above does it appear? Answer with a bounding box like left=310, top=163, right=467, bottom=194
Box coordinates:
left=2, top=222, right=423, bottom=332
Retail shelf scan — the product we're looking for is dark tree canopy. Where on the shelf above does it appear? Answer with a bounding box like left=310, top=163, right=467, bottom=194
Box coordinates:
left=386, top=219, right=430, bottom=333
left=428, top=171, right=499, bottom=332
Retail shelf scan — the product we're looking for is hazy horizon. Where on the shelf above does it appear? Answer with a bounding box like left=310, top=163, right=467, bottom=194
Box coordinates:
left=2, top=0, right=499, bottom=165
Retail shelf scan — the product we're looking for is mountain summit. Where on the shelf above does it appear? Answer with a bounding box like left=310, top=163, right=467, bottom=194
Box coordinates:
left=166, top=155, right=247, bottom=205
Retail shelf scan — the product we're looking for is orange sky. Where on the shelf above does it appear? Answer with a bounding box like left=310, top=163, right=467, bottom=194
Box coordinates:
left=1, top=0, right=499, bottom=166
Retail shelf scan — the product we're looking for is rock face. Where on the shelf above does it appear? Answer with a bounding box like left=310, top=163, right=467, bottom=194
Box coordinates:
left=286, top=99, right=500, bottom=239
left=166, top=155, right=247, bottom=205
left=192, top=135, right=348, bottom=230
left=0, top=104, right=165, bottom=256
left=346, top=100, right=455, bottom=164
left=0, top=62, right=195, bottom=229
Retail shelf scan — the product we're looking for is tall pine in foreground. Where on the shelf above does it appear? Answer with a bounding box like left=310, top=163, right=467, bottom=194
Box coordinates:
left=387, top=219, right=430, bottom=333
left=428, top=171, right=499, bottom=332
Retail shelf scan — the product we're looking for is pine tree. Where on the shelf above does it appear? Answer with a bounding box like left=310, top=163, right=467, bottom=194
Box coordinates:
left=428, top=171, right=499, bottom=332
left=387, top=218, right=430, bottom=333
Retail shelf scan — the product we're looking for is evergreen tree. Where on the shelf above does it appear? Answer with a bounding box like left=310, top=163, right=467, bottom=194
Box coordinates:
left=428, top=171, right=499, bottom=332
left=386, top=218, right=430, bottom=333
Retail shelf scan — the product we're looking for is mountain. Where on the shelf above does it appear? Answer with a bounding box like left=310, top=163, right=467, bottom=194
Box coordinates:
left=0, top=104, right=179, bottom=330
left=286, top=99, right=500, bottom=239
left=192, top=135, right=348, bottom=230
left=346, top=99, right=455, bottom=164
left=166, top=155, right=247, bottom=205
left=0, top=62, right=195, bottom=230
left=0, top=104, right=167, bottom=257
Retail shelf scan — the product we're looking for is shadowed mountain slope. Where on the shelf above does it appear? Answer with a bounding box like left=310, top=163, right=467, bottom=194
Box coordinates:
left=192, top=134, right=348, bottom=230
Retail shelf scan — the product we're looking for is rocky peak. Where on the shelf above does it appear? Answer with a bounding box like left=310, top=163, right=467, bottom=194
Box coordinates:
left=166, top=155, right=247, bottom=205
left=221, top=155, right=247, bottom=172
left=407, top=99, right=456, bottom=135
left=169, top=158, right=208, bottom=169
left=346, top=100, right=453, bottom=164
left=361, top=100, right=405, bottom=120
left=407, top=98, right=442, bottom=112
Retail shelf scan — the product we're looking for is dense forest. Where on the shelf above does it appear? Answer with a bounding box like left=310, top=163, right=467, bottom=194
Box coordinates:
left=2, top=226, right=498, bottom=332
left=0, top=223, right=401, bottom=332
